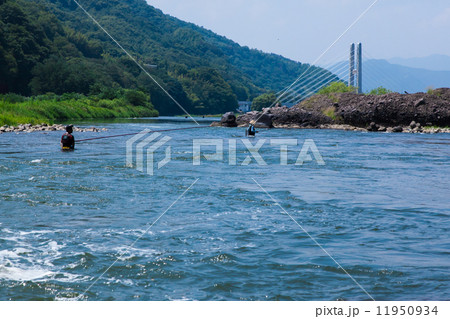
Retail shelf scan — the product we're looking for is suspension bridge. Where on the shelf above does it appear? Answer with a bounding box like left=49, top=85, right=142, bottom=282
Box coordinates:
left=274, top=43, right=415, bottom=108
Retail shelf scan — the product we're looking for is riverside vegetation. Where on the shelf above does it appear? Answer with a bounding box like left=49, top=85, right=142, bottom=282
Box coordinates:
left=0, top=89, right=158, bottom=126
left=0, top=0, right=336, bottom=117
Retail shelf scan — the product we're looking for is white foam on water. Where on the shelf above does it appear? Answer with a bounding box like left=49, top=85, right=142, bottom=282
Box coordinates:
left=116, top=246, right=159, bottom=261
left=47, top=240, right=61, bottom=251
left=0, top=265, right=54, bottom=281
left=0, top=248, right=32, bottom=259
left=30, top=159, right=43, bottom=163
left=0, top=249, right=20, bottom=259
left=55, top=290, right=86, bottom=301
left=110, top=277, right=134, bottom=287
left=0, top=249, right=90, bottom=282
left=0, top=245, right=54, bottom=281
left=14, top=247, right=33, bottom=255
left=54, top=295, right=80, bottom=301
left=0, top=230, right=82, bottom=284
left=53, top=273, right=91, bottom=283
left=168, top=296, right=193, bottom=301
left=18, top=229, right=53, bottom=237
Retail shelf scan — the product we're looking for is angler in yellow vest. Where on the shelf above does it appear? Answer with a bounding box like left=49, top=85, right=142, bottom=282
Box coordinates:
left=61, top=125, right=75, bottom=150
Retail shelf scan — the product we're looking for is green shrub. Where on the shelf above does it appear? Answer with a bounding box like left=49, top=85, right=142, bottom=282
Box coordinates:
left=368, top=87, right=393, bottom=95
left=33, top=93, right=58, bottom=101
left=426, top=87, right=442, bottom=97
left=0, top=93, right=28, bottom=103
left=323, top=107, right=336, bottom=119
left=318, top=82, right=356, bottom=95
left=322, top=106, right=342, bottom=121
left=61, top=92, right=86, bottom=101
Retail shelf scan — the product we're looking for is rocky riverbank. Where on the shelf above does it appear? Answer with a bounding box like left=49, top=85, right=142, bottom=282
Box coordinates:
left=212, top=88, right=450, bottom=133
left=274, top=122, right=450, bottom=134
left=0, top=123, right=107, bottom=134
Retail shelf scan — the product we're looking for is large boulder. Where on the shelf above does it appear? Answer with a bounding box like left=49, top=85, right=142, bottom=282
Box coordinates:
left=236, top=111, right=274, bottom=128
left=253, top=113, right=273, bottom=128
left=367, top=121, right=380, bottom=132
left=220, top=112, right=238, bottom=127
left=392, top=126, right=403, bottom=133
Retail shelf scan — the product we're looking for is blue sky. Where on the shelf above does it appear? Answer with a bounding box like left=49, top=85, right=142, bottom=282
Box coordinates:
left=147, top=0, right=450, bottom=64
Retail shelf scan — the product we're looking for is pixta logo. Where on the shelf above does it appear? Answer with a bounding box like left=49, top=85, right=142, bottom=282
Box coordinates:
left=193, top=139, right=325, bottom=166
left=126, top=129, right=172, bottom=175
left=126, top=133, right=325, bottom=175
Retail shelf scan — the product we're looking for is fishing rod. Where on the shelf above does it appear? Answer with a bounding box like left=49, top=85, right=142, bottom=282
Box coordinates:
left=76, top=125, right=210, bottom=143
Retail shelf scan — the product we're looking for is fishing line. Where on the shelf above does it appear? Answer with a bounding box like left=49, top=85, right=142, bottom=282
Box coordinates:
left=76, top=126, right=210, bottom=142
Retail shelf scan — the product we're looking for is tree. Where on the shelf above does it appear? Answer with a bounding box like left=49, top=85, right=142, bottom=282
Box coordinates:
left=252, top=92, right=277, bottom=111
left=123, top=89, right=150, bottom=106
left=29, top=56, right=97, bottom=95
left=178, top=67, right=237, bottom=114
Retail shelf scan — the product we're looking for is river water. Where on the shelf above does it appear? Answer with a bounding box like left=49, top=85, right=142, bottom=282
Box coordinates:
left=0, top=117, right=449, bottom=300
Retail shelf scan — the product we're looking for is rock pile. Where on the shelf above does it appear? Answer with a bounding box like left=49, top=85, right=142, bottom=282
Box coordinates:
left=210, top=88, right=450, bottom=133
left=333, top=89, right=450, bottom=128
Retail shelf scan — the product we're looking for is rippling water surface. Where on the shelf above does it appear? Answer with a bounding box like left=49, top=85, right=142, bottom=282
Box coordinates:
left=0, top=117, right=449, bottom=300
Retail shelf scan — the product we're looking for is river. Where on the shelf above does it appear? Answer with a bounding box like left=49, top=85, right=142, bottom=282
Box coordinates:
left=0, top=117, right=449, bottom=300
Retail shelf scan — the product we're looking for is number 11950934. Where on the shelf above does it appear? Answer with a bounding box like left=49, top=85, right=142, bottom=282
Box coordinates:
left=377, top=306, right=438, bottom=316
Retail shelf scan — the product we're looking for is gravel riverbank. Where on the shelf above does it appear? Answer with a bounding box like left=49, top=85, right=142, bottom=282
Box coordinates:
left=0, top=123, right=107, bottom=134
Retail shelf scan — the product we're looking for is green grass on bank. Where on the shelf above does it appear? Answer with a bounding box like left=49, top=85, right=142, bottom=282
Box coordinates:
left=0, top=92, right=159, bottom=126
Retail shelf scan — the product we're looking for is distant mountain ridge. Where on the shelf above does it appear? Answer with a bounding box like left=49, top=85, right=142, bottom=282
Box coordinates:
left=331, top=59, right=450, bottom=93
left=388, top=54, right=450, bottom=72
left=363, top=59, right=450, bottom=93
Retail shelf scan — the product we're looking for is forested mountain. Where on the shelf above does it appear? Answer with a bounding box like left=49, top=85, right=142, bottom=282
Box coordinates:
left=0, top=0, right=337, bottom=115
